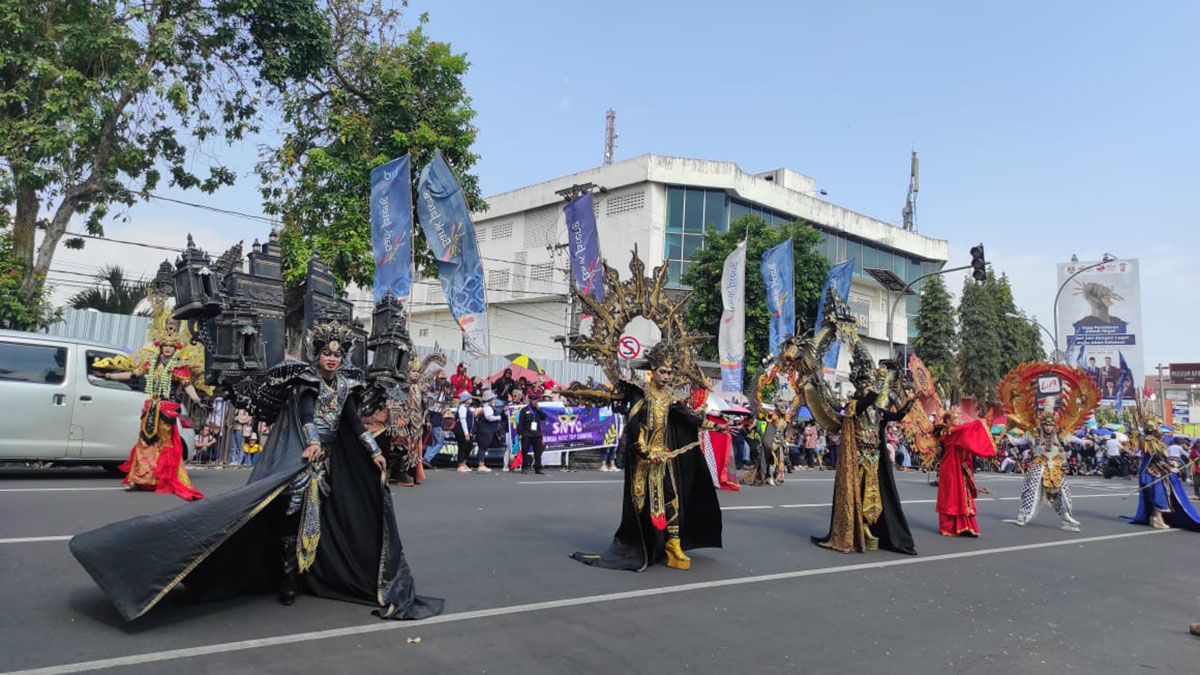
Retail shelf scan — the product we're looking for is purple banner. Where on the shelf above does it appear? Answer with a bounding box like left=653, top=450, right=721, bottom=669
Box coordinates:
left=563, top=192, right=604, bottom=301
left=506, top=403, right=619, bottom=452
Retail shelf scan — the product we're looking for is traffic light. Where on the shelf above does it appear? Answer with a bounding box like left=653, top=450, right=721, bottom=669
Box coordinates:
left=970, top=244, right=987, bottom=282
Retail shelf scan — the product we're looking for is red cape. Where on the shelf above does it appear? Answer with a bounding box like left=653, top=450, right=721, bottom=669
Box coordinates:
left=935, top=419, right=995, bottom=535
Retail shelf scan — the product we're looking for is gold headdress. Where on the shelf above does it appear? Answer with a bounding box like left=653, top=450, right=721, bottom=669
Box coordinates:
left=306, top=320, right=356, bottom=360
left=568, top=246, right=707, bottom=393
left=91, top=291, right=211, bottom=394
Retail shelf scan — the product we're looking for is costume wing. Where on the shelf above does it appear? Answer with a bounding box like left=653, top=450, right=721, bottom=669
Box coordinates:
left=232, top=360, right=313, bottom=421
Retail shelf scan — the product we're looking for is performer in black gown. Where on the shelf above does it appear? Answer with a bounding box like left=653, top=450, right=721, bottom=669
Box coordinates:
left=566, top=343, right=723, bottom=571
left=69, top=320, right=443, bottom=621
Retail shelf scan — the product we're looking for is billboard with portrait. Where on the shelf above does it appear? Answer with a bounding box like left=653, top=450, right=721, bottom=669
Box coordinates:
left=1056, top=258, right=1142, bottom=404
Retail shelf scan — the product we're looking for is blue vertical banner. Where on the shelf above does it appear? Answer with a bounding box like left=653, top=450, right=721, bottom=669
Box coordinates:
left=761, top=238, right=794, bottom=358
left=563, top=192, right=604, bottom=301
left=370, top=155, right=413, bottom=303
left=814, top=259, right=855, bottom=371
left=415, top=152, right=490, bottom=357
left=1114, top=351, right=1133, bottom=412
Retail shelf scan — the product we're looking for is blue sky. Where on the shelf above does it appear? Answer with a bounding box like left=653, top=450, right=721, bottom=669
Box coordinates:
left=51, top=0, right=1198, bottom=372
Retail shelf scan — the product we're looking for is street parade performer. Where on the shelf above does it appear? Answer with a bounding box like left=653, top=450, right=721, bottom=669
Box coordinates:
left=998, top=363, right=1100, bottom=532
left=93, top=293, right=206, bottom=501
left=562, top=249, right=723, bottom=572
left=810, top=348, right=918, bottom=555
left=365, top=352, right=447, bottom=487
left=1124, top=408, right=1200, bottom=531
left=69, top=319, right=443, bottom=621
left=933, top=407, right=996, bottom=537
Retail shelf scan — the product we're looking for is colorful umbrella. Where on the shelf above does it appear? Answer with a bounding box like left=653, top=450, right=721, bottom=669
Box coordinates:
left=990, top=424, right=1007, bottom=435
left=504, top=353, right=544, bottom=374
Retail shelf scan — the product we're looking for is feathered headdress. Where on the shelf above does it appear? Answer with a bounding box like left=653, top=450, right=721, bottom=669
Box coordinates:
left=997, top=362, right=1100, bottom=433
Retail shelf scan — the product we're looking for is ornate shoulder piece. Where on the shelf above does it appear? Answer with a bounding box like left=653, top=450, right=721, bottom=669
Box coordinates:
left=232, top=360, right=314, bottom=420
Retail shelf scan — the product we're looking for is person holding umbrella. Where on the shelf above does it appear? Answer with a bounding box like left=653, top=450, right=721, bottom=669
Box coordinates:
left=517, top=392, right=548, bottom=474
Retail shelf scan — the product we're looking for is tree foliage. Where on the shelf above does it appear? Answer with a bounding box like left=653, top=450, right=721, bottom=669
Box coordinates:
left=0, top=230, right=60, bottom=330
left=913, top=273, right=956, bottom=379
left=67, top=265, right=149, bottom=315
left=260, top=1, right=483, bottom=288
left=956, top=270, right=1046, bottom=405
left=0, top=0, right=329, bottom=329
left=682, top=215, right=828, bottom=384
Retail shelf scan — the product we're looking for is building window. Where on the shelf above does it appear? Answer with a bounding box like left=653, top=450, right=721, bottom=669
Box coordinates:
left=605, top=190, right=645, bottom=215
left=530, top=263, right=553, bottom=283
left=418, top=328, right=429, bottom=338
left=491, top=222, right=513, bottom=240
left=487, top=269, right=510, bottom=291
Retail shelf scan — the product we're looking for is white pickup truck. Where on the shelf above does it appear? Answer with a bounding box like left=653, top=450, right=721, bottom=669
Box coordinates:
left=0, top=330, right=195, bottom=472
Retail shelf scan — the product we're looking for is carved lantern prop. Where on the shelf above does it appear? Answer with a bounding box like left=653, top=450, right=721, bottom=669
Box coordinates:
left=366, top=291, right=413, bottom=386
left=171, top=234, right=224, bottom=322
left=209, top=297, right=268, bottom=382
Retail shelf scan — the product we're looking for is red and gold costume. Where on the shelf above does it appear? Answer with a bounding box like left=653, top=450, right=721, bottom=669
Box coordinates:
left=96, top=294, right=207, bottom=501
left=935, top=417, right=996, bottom=536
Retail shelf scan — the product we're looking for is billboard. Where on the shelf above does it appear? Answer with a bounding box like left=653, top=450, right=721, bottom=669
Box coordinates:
left=1056, top=258, right=1142, bottom=404
left=1170, top=363, right=1200, bottom=385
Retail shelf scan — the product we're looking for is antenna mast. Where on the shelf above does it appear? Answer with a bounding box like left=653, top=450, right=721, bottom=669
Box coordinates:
left=902, top=150, right=919, bottom=231
left=603, top=108, right=617, bottom=165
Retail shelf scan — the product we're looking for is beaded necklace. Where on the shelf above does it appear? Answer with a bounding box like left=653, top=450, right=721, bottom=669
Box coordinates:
left=145, top=354, right=179, bottom=399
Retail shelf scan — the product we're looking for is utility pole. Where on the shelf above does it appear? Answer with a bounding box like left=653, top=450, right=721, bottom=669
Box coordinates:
left=901, top=151, right=919, bottom=232
left=603, top=109, right=617, bottom=166
left=1156, top=363, right=1168, bottom=419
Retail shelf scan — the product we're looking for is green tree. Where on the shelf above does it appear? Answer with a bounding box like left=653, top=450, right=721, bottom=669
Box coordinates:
left=260, top=1, right=483, bottom=287
left=0, top=0, right=330, bottom=329
left=957, top=272, right=1004, bottom=405
left=67, top=265, right=149, bottom=315
left=682, top=215, right=828, bottom=384
left=913, top=273, right=957, bottom=382
left=992, top=273, right=1045, bottom=369
left=0, top=230, right=59, bottom=330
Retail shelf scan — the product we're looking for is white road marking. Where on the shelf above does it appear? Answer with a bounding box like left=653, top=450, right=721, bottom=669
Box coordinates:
left=720, top=505, right=774, bottom=511
left=516, top=480, right=623, bottom=485
left=0, top=487, right=123, bottom=493
left=4, top=528, right=1175, bottom=675
left=0, top=536, right=72, bottom=544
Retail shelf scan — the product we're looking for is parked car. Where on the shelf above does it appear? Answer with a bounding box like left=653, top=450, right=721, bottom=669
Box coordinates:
left=0, top=330, right=194, bottom=472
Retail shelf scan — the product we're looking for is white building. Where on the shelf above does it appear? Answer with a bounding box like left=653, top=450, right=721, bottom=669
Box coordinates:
left=408, top=154, right=949, bottom=377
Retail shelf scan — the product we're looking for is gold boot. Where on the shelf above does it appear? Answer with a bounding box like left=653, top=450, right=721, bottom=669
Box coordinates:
left=665, top=536, right=690, bottom=570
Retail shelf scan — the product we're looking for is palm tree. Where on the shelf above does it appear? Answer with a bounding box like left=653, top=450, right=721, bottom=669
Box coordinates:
left=68, top=265, right=150, bottom=315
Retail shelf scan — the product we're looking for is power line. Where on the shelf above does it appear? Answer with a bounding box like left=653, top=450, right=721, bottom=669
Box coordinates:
left=149, top=194, right=278, bottom=225
left=63, top=232, right=185, bottom=253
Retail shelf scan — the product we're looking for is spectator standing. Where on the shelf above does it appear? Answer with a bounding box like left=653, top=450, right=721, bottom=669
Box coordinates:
left=1104, top=435, right=1126, bottom=478
left=802, top=422, right=819, bottom=470
left=451, top=363, right=471, bottom=397
left=517, top=393, right=548, bottom=474
left=194, top=425, right=217, bottom=463
left=493, top=369, right=516, bottom=401
left=471, top=376, right=486, bottom=399
left=230, top=408, right=252, bottom=466
left=454, top=391, right=476, bottom=473
left=474, top=390, right=501, bottom=473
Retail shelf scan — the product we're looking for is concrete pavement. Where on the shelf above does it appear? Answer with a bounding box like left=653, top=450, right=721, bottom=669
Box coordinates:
left=0, top=465, right=1195, bottom=674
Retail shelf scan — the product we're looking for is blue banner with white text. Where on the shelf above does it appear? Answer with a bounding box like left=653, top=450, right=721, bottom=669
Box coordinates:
left=815, top=259, right=854, bottom=371
left=370, top=155, right=413, bottom=303
left=416, top=152, right=490, bottom=357
left=761, top=238, right=794, bottom=358
left=564, top=192, right=605, bottom=302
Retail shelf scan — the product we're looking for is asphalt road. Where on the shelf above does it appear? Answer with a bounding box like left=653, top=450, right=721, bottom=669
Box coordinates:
left=0, top=464, right=1195, bottom=675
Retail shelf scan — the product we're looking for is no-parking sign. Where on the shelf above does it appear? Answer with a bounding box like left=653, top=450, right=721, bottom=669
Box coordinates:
left=618, top=335, right=641, bottom=360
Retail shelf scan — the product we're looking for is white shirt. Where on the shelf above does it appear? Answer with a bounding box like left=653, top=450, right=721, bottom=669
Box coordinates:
left=1167, top=443, right=1184, bottom=460
left=482, top=404, right=501, bottom=422
left=1105, top=438, right=1123, bottom=457
left=457, top=403, right=471, bottom=435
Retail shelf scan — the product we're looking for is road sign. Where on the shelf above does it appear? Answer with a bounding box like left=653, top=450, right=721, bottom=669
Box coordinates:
left=618, top=335, right=641, bottom=360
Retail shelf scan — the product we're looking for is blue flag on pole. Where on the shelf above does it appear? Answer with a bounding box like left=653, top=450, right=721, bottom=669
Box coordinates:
left=814, top=259, right=855, bottom=371
left=1114, top=351, right=1132, bottom=412
left=416, top=152, right=489, bottom=357
left=370, top=155, right=413, bottom=303
left=761, top=238, right=794, bottom=358
left=563, top=192, right=604, bottom=301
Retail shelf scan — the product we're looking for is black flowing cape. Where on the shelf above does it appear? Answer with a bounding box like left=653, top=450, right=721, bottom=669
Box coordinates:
left=571, top=395, right=722, bottom=571
left=873, top=447, right=917, bottom=555
left=70, top=393, right=443, bottom=621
